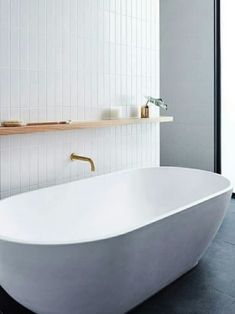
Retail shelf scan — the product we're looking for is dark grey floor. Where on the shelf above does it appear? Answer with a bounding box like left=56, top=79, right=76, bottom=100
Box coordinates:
left=1, top=200, right=235, bottom=314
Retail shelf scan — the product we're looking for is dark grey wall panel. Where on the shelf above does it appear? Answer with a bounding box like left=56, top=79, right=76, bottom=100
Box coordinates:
left=160, top=0, right=215, bottom=171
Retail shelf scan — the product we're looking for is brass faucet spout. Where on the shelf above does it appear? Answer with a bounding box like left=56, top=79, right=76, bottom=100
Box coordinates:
left=70, top=153, right=95, bottom=172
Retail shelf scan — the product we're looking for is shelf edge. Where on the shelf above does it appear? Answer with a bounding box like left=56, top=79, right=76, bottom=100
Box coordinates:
left=0, top=117, right=173, bottom=136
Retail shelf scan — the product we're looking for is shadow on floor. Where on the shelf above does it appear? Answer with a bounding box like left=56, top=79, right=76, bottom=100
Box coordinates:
left=1, top=201, right=235, bottom=314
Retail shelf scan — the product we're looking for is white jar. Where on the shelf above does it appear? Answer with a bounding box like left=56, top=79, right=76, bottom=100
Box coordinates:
left=129, top=106, right=141, bottom=118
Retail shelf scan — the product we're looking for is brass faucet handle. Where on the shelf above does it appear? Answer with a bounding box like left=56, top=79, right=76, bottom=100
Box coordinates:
left=70, top=153, right=77, bottom=161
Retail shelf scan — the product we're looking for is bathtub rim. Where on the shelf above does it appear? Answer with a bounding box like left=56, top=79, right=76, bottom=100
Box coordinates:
left=0, top=166, right=232, bottom=246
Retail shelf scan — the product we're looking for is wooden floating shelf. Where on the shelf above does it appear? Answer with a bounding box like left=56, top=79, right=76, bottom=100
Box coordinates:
left=0, top=117, right=173, bottom=136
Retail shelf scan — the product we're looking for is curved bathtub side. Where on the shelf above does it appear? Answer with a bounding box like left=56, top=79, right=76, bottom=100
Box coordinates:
left=0, top=190, right=232, bottom=314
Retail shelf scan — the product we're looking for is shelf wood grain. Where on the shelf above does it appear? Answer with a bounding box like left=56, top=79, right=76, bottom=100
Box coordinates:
left=0, top=117, right=173, bottom=136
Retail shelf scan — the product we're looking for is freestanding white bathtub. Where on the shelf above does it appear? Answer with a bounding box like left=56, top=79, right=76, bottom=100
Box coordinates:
left=0, top=167, right=232, bottom=314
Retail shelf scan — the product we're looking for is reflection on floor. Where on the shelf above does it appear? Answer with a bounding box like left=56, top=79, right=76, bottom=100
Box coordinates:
left=1, top=200, right=235, bottom=314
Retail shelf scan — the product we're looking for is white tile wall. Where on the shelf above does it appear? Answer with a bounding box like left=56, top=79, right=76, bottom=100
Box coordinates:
left=0, top=0, right=160, bottom=199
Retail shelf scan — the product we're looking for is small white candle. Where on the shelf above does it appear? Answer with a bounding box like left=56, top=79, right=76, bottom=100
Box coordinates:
left=109, top=106, right=122, bottom=119
left=129, top=106, right=141, bottom=118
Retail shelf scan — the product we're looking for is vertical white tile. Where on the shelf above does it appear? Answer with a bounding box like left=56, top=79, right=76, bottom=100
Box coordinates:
left=0, top=28, right=10, bottom=68
left=0, top=0, right=11, bottom=28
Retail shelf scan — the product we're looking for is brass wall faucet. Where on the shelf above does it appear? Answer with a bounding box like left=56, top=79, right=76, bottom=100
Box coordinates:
left=70, top=153, right=96, bottom=172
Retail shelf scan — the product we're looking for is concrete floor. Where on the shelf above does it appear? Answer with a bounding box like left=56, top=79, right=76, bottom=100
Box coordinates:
left=1, top=200, right=235, bottom=314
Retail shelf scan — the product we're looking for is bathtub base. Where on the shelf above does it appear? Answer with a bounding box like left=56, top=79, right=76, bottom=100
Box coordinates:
left=2, top=260, right=200, bottom=314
